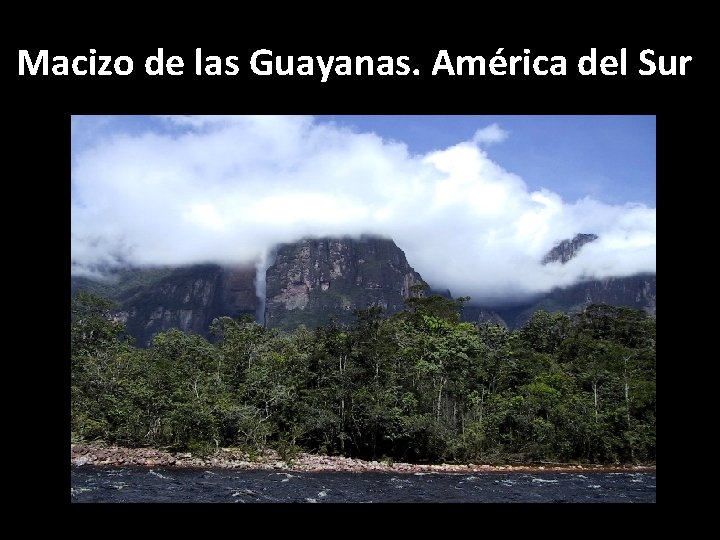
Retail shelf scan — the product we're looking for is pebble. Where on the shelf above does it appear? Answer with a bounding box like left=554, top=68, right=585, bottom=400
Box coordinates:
left=70, top=444, right=654, bottom=474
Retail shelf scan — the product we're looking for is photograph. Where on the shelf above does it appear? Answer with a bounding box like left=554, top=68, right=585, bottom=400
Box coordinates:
left=70, top=114, right=656, bottom=503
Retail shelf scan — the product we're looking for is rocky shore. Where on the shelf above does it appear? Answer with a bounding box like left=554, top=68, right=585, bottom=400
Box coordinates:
left=71, top=444, right=655, bottom=474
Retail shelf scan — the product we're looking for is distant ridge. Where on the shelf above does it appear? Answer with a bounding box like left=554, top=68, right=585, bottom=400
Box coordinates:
left=542, top=233, right=598, bottom=265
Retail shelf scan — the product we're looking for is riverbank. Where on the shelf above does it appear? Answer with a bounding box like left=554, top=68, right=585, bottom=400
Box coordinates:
left=71, top=443, right=655, bottom=474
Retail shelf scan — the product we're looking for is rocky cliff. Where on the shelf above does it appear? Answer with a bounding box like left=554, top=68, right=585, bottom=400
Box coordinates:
left=486, top=274, right=657, bottom=329
left=71, top=264, right=257, bottom=346
left=461, top=306, right=510, bottom=328
left=265, top=235, right=425, bottom=330
left=542, top=233, right=598, bottom=264
left=464, top=233, right=656, bottom=329
left=71, top=232, right=655, bottom=342
left=536, top=233, right=655, bottom=319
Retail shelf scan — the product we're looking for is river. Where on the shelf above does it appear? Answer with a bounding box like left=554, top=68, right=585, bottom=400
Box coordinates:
left=70, top=466, right=655, bottom=503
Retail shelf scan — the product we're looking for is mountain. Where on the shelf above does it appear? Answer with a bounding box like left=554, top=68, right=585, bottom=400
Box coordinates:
left=542, top=233, right=598, bottom=264
left=462, top=233, right=656, bottom=329
left=483, top=273, right=657, bottom=329
left=460, top=306, right=511, bottom=328
left=265, top=235, right=425, bottom=330
left=71, top=235, right=426, bottom=343
left=71, top=264, right=257, bottom=346
left=71, top=233, right=655, bottom=343
left=536, top=233, right=655, bottom=320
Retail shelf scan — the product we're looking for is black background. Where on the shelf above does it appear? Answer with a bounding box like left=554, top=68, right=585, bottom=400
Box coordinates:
left=9, top=22, right=689, bottom=525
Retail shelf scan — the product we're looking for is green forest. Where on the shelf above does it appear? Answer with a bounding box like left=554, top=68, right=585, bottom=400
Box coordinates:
left=71, top=288, right=656, bottom=465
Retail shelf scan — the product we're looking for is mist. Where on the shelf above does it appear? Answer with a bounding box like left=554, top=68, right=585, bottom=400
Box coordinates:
left=71, top=115, right=656, bottom=303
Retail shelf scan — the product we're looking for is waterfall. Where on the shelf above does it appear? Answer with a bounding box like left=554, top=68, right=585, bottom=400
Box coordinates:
left=255, top=247, right=277, bottom=326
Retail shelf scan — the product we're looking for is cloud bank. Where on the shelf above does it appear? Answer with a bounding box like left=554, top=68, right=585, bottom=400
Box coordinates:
left=71, top=115, right=656, bottom=303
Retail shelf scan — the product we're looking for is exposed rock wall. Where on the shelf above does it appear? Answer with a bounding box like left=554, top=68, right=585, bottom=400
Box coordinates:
left=71, top=232, right=655, bottom=341
left=73, top=264, right=257, bottom=346
left=542, top=233, right=599, bottom=265
left=265, top=236, right=425, bottom=330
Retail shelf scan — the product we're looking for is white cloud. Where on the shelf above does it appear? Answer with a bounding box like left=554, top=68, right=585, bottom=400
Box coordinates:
left=471, top=123, right=508, bottom=145
left=71, top=115, right=656, bottom=303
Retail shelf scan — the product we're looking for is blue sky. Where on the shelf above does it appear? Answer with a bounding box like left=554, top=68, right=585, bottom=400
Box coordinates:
left=71, top=115, right=655, bottom=300
left=316, top=115, right=656, bottom=206
left=72, top=115, right=655, bottom=207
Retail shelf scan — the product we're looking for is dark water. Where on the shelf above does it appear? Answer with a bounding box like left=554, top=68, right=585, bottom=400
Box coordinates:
left=70, top=466, right=655, bottom=503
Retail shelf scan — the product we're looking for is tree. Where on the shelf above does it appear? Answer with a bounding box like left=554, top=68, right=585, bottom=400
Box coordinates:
left=404, top=285, right=470, bottom=323
left=143, top=329, right=224, bottom=451
left=71, top=291, right=128, bottom=357
left=71, top=291, right=135, bottom=442
left=70, top=292, right=655, bottom=464
left=518, top=310, right=570, bottom=354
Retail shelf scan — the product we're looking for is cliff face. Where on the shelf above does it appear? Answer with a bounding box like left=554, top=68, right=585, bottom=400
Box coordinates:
left=542, top=274, right=656, bottom=315
left=462, top=233, right=655, bottom=329
left=471, top=233, right=655, bottom=328
left=72, top=264, right=257, bottom=346
left=461, top=306, right=509, bottom=328
left=265, top=236, right=425, bottom=330
left=542, top=233, right=598, bottom=265
left=490, top=274, right=657, bottom=329
left=218, top=266, right=259, bottom=321
left=71, top=233, right=656, bottom=341
left=538, top=232, right=655, bottom=316
left=71, top=236, right=425, bottom=342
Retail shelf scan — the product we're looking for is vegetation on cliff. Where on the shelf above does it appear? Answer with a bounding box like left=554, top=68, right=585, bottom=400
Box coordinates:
left=71, top=288, right=655, bottom=464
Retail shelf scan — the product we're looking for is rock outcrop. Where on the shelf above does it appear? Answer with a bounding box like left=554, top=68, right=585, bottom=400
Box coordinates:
left=461, top=233, right=655, bottom=329
left=535, top=233, right=655, bottom=320
left=464, top=233, right=655, bottom=328
left=486, top=274, right=657, bottom=329
left=461, top=306, right=509, bottom=328
left=265, top=235, right=425, bottom=330
left=71, top=232, right=655, bottom=341
left=72, top=264, right=257, bottom=346
left=542, top=233, right=598, bottom=265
